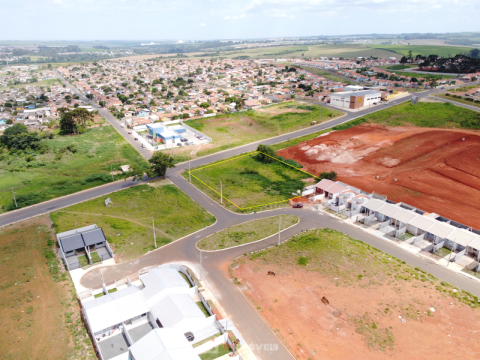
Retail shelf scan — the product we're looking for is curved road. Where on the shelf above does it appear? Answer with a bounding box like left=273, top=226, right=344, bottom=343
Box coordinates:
left=1, top=74, right=478, bottom=359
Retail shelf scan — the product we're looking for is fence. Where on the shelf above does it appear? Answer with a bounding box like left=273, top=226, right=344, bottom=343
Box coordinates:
left=198, top=292, right=214, bottom=317
left=179, top=120, right=212, bottom=142
left=395, top=226, right=407, bottom=238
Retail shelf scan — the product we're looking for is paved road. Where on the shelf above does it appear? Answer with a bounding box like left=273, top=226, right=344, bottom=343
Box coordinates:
left=3, top=75, right=478, bottom=359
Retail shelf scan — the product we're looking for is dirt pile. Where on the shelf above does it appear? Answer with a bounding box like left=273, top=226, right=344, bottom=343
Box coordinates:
left=278, top=123, right=480, bottom=228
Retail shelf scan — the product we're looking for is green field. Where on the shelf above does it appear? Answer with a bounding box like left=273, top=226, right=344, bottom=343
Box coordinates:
left=197, top=215, right=299, bottom=250
left=368, top=44, right=473, bottom=58
left=0, top=126, right=147, bottom=213
left=0, top=78, right=62, bottom=90
left=394, top=71, right=456, bottom=80
left=378, top=64, right=417, bottom=70
left=187, top=152, right=317, bottom=212
left=437, top=93, right=480, bottom=109
left=177, top=102, right=343, bottom=158
left=360, top=101, right=480, bottom=128
left=50, top=184, right=216, bottom=262
left=299, top=66, right=354, bottom=84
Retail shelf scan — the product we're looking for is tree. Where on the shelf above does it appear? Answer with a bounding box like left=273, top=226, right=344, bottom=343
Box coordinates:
left=320, top=171, right=337, bottom=181
left=1, top=124, right=41, bottom=151
left=147, top=151, right=176, bottom=178
left=128, top=164, right=145, bottom=182
left=59, top=107, right=94, bottom=134
left=407, top=50, right=413, bottom=60
left=99, top=100, right=106, bottom=108
left=400, top=56, right=408, bottom=64
left=256, top=144, right=277, bottom=163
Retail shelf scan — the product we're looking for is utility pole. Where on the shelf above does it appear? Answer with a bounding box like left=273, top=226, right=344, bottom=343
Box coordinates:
left=189, top=160, right=191, bottom=182
left=220, top=181, right=223, bottom=205
left=277, top=118, right=279, bottom=135
left=11, top=187, right=17, bottom=208
left=152, top=219, right=157, bottom=248
left=110, top=163, right=114, bottom=182
left=227, top=136, right=230, bottom=147
left=278, top=215, right=281, bottom=245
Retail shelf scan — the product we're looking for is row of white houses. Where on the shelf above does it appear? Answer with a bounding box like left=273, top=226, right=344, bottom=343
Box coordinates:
left=306, top=179, right=480, bottom=271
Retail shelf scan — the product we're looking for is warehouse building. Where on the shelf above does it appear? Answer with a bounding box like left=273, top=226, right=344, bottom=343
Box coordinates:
left=329, top=90, right=382, bottom=109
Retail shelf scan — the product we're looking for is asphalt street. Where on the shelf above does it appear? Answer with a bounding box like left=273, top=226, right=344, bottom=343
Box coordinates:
left=1, top=75, right=478, bottom=359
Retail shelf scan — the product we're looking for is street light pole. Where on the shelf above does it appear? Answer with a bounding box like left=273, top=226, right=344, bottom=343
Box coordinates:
left=227, top=136, right=230, bottom=147
left=220, top=181, right=223, bottom=205
left=152, top=219, right=157, bottom=248
left=11, top=187, right=17, bottom=208
left=447, top=238, right=457, bottom=267
left=110, top=163, right=114, bottom=182
left=189, top=160, right=191, bottom=182
left=278, top=215, right=281, bottom=245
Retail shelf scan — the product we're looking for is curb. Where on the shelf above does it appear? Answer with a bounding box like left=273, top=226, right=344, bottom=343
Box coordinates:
left=196, top=217, right=301, bottom=253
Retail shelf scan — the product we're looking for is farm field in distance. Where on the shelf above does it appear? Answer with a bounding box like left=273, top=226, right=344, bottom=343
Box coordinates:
left=50, top=183, right=216, bottom=262
left=177, top=102, right=343, bottom=158
left=187, top=152, right=317, bottom=212
left=0, top=126, right=147, bottom=213
left=232, top=228, right=480, bottom=360
left=0, top=216, right=95, bottom=360
left=367, top=44, right=474, bottom=58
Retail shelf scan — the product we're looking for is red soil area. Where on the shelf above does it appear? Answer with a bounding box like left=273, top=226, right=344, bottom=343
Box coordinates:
left=278, top=124, right=480, bottom=228
left=233, top=260, right=480, bottom=360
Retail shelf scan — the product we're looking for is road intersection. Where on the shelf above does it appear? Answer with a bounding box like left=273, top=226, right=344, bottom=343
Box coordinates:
left=2, top=76, right=479, bottom=359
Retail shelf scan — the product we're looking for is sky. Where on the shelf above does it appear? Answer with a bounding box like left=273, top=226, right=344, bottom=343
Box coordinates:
left=1, top=0, right=479, bottom=41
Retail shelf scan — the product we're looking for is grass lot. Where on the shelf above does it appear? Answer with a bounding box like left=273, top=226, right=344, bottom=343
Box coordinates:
left=0, top=126, right=147, bottom=213
left=193, top=332, right=222, bottom=348
left=187, top=152, right=317, bottom=212
left=199, top=344, right=231, bottom=360
left=378, top=64, right=418, bottom=70
left=0, top=216, right=95, bottom=360
left=0, top=78, right=62, bottom=90
left=178, top=102, right=343, bottom=158
left=394, top=71, right=456, bottom=80
left=231, top=228, right=480, bottom=353
left=197, top=215, right=299, bottom=250
left=436, top=93, right=480, bottom=109
left=367, top=44, right=473, bottom=58
left=50, top=185, right=215, bottom=262
left=359, top=101, right=480, bottom=129
left=299, top=66, right=354, bottom=84
left=196, top=301, right=210, bottom=317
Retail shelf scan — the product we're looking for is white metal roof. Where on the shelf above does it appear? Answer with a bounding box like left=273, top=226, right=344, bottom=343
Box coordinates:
left=408, top=215, right=437, bottom=232
left=426, top=222, right=456, bottom=239
left=361, top=199, right=386, bottom=212
left=468, top=235, right=480, bottom=250
left=391, top=209, right=418, bottom=224
left=141, top=268, right=190, bottom=306
left=129, top=328, right=200, bottom=360
left=83, top=286, right=149, bottom=333
left=446, top=228, right=477, bottom=247
left=376, top=203, right=401, bottom=217
left=150, top=294, right=205, bottom=328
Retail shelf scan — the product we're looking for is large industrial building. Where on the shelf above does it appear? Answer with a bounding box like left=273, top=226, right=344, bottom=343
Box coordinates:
left=329, top=90, right=382, bottom=109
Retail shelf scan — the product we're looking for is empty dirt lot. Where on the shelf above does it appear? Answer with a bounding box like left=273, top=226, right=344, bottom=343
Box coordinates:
left=231, top=229, right=480, bottom=360
left=278, top=123, right=480, bottom=229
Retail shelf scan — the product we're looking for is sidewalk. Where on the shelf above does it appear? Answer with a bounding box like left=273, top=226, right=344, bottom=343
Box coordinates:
left=317, top=205, right=480, bottom=285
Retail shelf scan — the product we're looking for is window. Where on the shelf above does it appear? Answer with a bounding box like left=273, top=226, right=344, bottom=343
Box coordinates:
left=96, top=242, right=104, bottom=246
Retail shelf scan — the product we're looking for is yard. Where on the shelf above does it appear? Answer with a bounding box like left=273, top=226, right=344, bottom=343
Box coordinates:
left=187, top=152, right=317, bottom=212
left=0, top=125, right=147, bottom=213
left=231, top=228, right=480, bottom=360
left=0, top=216, right=95, bottom=360
left=49, top=184, right=216, bottom=262
left=197, top=215, right=299, bottom=251
left=178, top=102, right=343, bottom=158
left=199, top=344, right=232, bottom=360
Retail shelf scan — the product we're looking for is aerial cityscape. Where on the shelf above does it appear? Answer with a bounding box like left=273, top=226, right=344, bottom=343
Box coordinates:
left=1, top=1, right=480, bottom=360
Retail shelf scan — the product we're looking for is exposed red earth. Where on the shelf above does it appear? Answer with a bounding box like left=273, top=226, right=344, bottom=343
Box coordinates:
left=278, top=123, right=480, bottom=228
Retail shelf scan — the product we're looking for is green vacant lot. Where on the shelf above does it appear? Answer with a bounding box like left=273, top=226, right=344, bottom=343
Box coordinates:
left=0, top=126, right=147, bottom=213
left=50, top=184, right=216, bottom=262
left=360, top=101, right=480, bottom=129
left=300, top=66, right=354, bottom=84
left=188, top=152, right=317, bottom=212
left=368, top=44, right=473, bottom=58
left=197, top=215, right=299, bottom=250
left=179, top=102, right=343, bottom=158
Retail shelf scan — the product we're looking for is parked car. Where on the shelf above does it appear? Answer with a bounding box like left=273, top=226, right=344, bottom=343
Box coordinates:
left=120, top=124, right=125, bottom=128
left=293, top=203, right=303, bottom=208
left=466, top=94, right=471, bottom=97
left=177, top=143, right=183, bottom=147
left=128, top=131, right=132, bottom=134
left=134, top=137, right=138, bottom=140
left=141, top=143, right=146, bottom=148
left=180, top=137, right=188, bottom=142
left=184, top=332, right=194, bottom=342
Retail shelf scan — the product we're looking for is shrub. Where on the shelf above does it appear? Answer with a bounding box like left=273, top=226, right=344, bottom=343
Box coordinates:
left=66, top=144, right=78, bottom=153
left=333, top=118, right=368, bottom=131
left=84, top=173, right=110, bottom=182
left=298, top=256, right=308, bottom=266
left=320, top=171, right=337, bottom=181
